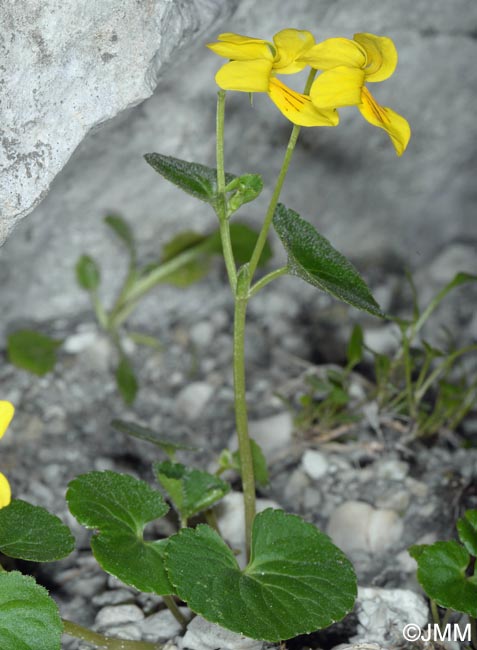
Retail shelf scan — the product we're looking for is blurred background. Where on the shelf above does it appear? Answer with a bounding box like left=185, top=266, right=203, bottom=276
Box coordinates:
left=1, top=0, right=476, bottom=337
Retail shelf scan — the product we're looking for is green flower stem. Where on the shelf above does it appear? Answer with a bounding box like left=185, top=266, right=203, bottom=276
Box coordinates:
left=233, top=278, right=255, bottom=561
left=430, top=600, right=441, bottom=627
left=216, top=89, right=237, bottom=291
left=62, top=619, right=160, bottom=650
left=247, top=68, right=316, bottom=282
left=249, top=266, right=288, bottom=297
left=163, top=595, right=187, bottom=628
left=91, top=291, right=109, bottom=330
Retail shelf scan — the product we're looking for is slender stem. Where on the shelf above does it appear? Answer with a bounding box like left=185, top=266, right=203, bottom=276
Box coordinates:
left=249, top=266, right=288, bottom=297
left=91, top=291, right=109, bottom=330
left=402, top=334, right=416, bottom=419
left=62, top=619, right=160, bottom=650
left=234, top=281, right=255, bottom=561
left=216, top=89, right=237, bottom=291
left=430, top=600, right=441, bottom=628
left=247, top=68, right=316, bottom=281
left=163, top=595, right=187, bottom=628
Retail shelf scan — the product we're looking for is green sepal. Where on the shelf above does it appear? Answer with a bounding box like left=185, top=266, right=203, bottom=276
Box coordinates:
left=7, top=329, right=62, bottom=376
left=66, top=471, right=173, bottom=594
left=144, top=153, right=235, bottom=206
left=154, top=461, right=230, bottom=520
left=111, top=418, right=198, bottom=457
left=164, top=509, right=357, bottom=641
left=225, top=174, right=263, bottom=215
left=273, top=203, right=383, bottom=317
left=0, top=500, right=75, bottom=562
left=0, top=571, right=62, bottom=650
left=76, top=254, right=101, bottom=291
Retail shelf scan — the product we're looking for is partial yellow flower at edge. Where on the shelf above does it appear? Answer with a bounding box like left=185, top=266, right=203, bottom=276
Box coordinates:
left=0, top=400, right=14, bottom=439
left=0, top=472, right=11, bottom=509
left=0, top=400, right=14, bottom=509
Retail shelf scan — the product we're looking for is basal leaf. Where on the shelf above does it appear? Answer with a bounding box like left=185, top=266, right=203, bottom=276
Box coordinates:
left=273, top=203, right=383, bottom=317
left=346, top=324, right=364, bottom=368
left=413, top=540, right=477, bottom=616
left=0, top=500, right=74, bottom=562
left=165, top=509, right=357, bottom=641
left=76, top=254, right=101, bottom=291
left=116, top=356, right=138, bottom=405
left=144, top=153, right=235, bottom=205
left=66, top=471, right=172, bottom=594
left=155, top=461, right=230, bottom=520
left=0, top=571, right=62, bottom=650
left=7, top=330, right=62, bottom=376
left=111, top=419, right=197, bottom=457
left=457, top=509, right=477, bottom=557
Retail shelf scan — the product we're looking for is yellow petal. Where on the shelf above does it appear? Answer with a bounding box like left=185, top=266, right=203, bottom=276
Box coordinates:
left=272, top=29, right=315, bottom=74
left=0, top=472, right=11, bottom=509
left=0, top=401, right=14, bottom=439
left=310, top=67, right=366, bottom=108
left=359, top=87, right=411, bottom=156
left=268, top=78, right=339, bottom=127
left=353, top=33, right=398, bottom=82
left=215, top=59, right=273, bottom=92
left=207, top=32, right=274, bottom=61
left=298, top=37, right=366, bottom=70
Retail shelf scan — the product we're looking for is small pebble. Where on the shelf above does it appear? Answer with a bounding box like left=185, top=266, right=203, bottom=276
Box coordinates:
left=182, top=615, right=263, bottom=650
left=175, top=382, right=214, bottom=420
left=95, top=604, right=144, bottom=631
left=301, top=449, right=328, bottom=480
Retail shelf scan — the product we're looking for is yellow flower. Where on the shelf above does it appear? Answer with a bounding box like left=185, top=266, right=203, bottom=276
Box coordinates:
left=300, top=33, right=410, bottom=155
left=0, top=400, right=15, bottom=509
left=207, top=30, right=339, bottom=127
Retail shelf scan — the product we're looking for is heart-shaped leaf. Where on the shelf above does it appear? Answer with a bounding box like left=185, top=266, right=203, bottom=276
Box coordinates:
left=273, top=203, right=383, bottom=317
left=412, top=540, right=477, bottom=616
left=0, top=500, right=75, bottom=562
left=111, top=419, right=198, bottom=457
left=165, top=508, right=357, bottom=641
left=155, top=461, right=230, bottom=521
left=457, top=509, right=477, bottom=557
left=0, top=571, right=62, bottom=650
left=67, top=471, right=172, bottom=594
left=144, top=153, right=235, bottom=206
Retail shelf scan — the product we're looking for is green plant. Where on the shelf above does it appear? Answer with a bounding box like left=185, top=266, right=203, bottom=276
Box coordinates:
left=1, top=25, right=413, bottom=649
left=409, top=508, right=477, bottom=649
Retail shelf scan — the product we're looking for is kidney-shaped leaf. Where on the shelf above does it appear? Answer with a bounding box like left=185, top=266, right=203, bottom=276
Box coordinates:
left=0, top=500, right=75, bottom=562
left=0, top=571, right=62, bottom=650
left=273, top=204, right=383, bottom=317
left=144, top=153, right=235, bottom=206
left=165, top=508, right=357, bottom=641
left=67, top=471, right=172, bottom=594
left=155, top=461, right=230, bottom=520
left=413, top=540, right=477, bottom=616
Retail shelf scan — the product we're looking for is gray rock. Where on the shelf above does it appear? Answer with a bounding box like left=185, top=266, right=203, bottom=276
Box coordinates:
left=139, top=608, right=190, bottom=643
left=327, top=501, right=403, bottom=555
left=352, top=586, right=428, bottom=646
left=175, top=381, right=214, bottom=420
left=0, top=0, right=239, bottom=243
left=301, top=449, right=329, bottom=480
left=92, top=589, right=136, bottom=607
left=1, top=0, right=475, bottom=339
left=247, top=412, right=294, bottom=458
left=95, top=604, right=144, bottom=631
left=182, top=615, right=263, bottom=650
